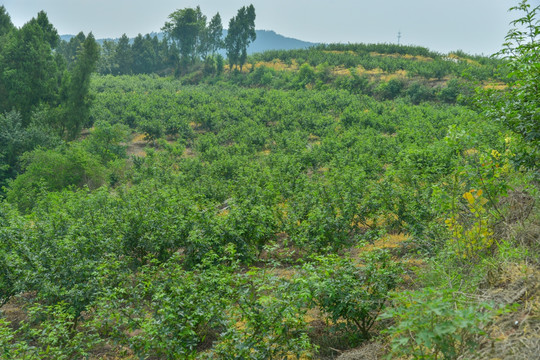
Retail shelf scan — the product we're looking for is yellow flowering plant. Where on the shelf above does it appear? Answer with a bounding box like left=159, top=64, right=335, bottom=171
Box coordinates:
left=445, top=189, right=494, bottom=260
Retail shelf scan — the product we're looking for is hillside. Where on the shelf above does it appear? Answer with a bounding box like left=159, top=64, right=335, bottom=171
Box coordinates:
left=1, top=3, right=539, bottom=360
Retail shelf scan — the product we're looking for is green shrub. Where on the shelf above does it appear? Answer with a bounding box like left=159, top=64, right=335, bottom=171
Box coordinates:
left=406, top=81, right=433, bottom=104
left=206, top=267, right=315, bottom=359
left=375, top=78, right=405, bottom=100
left=22, top=302, right=99, bottom=360
left=6, top=145, right=106, bottom=212
left=92, top=254, right=235, bottom=359
left=382, top=288, right=497, bottom=360
left=304, top=250, right=402, bottom=340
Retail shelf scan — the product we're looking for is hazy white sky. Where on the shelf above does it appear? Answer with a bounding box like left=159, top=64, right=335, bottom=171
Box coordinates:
left=2, top=0, right=533, bottom=55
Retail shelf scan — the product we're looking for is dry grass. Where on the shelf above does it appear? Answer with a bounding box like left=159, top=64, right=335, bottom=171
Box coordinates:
left=89, top=346, right=136, bottom=360
left=183, top=147, right=196, bottom=158
left=447, top=53, right=481, bottom=66
left=256, top=59, right=300, bottom=72
left=464, top=148, right=479, bottom=157
left=224, top=63, right=254, bottom=73
left=483, top=82, right=508, bottom=90
left=358, top=233, right=409, bottom=253
left=322, top=50, right=356, bottom=55
left=126, top=133, right=147, bottom=157
left=335, top=342, right=385, bottom=360
left=356, top=66, right=384, bottom=76
left=470, top=260, right=540, bottom=360
left=369, top=52, right=433, bottom=62
left=379, top=69, right=408, bottom=82
left=497, top=189, right=539, bottom=250
left=333, top=66, right=353, bottom=76
left=1, top=295, right=29, bottom=330
left=130, top=133, right=146, bottom=143
left=227, top=59, right=301, bottom=73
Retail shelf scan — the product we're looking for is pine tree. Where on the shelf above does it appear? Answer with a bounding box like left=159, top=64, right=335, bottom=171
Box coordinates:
left=0, top=5, right=15, bottom=37
left=0, top=11, right=61, bottom=124
left=114, top=34, right=133, bottom=75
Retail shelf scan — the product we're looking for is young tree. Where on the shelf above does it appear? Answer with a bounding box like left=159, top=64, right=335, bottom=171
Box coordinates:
left=225, top=18, right=241, bottom=70
left=158, top=36, right=176, bottom=73
left=198, top=12, right=223, bottom=69
left=240, top=5, right=256, bottom=69
left=225, top=5, right=256, bottom=70
left=492, top=0, right=540, bottom=171
left=35, top=10, right=59, bottom=48
left=198, top=26, right=211, bottom=60
left=132, top=34, right=157, bottom=74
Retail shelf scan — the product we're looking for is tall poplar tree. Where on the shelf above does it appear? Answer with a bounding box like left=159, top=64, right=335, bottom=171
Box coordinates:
left=207, top=12, right=224, bottom=56
left=114, top=34, right=133, bottom=75
left=225, top=5, right=256, bottom=70
left=60, top=33, right=100, bottom=140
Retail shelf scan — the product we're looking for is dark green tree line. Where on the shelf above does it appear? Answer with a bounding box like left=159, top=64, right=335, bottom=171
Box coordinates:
left=0, top=9, right=100, bottom=188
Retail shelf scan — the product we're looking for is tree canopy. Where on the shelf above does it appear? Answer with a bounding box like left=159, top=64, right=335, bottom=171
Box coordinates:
left=162, top=6, right=207, bottom=71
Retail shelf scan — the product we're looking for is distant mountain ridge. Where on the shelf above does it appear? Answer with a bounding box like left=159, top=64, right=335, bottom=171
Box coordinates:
left=60, top=30, right=317, bottom=55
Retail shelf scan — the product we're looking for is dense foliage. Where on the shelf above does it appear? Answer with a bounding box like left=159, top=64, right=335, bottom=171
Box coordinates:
left=0, top=2, right=538, bottom=359
left=488, top=0, right=540, bottom=172
left=0, top=7, right=99, bottom=188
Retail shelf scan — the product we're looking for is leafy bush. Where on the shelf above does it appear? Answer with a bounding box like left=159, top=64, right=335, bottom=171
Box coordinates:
left=6, top=145, right=107, bottom=211
left=0, top=303, right=99, bottom=360
left=375, top=78, right=405, bottom=100
left=0, top=319, right=34, bottom=359
left=382, top=288, right=498, bottom=360
left=23, top=302, right=99, bottom=360
left=406, top=81, right=433, bottom=104
left=492, top=0, right=540, bottom=172
left=92, top=253, right=236, bottom=359
left=445, top=189, right=495, bottom=261
left=83, top=120, right=129, bottom=162
left=207, top=267, right=315, bottom=359
left=304, top=251, right=402, bottom=340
